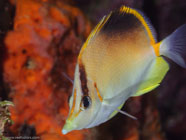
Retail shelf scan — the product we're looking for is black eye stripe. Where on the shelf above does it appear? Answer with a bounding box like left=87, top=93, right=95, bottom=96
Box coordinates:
left=79, top=63, right=89, bottom=96
left=79, top=62, right=91, bottom=109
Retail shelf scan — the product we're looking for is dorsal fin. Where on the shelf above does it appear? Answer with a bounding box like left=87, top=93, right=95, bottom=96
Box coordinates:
left=78, top=6, right=158, bottom=63
left=119, top=6, right=157, bottom=44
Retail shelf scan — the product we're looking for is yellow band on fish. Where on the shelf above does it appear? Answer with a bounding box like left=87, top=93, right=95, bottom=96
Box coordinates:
left=94, top=83, right=103, bottom=102
left=74, top=109, right=82, bottom=117
left=152, top=42, right=161, bottom=56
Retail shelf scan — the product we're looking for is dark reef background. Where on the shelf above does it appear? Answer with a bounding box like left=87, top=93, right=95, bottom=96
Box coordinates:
left=0, top=0, right=186, bottom=140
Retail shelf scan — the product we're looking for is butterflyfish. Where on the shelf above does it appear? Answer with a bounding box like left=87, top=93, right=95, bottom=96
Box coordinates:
left=62, top=6, right=186, bottom=134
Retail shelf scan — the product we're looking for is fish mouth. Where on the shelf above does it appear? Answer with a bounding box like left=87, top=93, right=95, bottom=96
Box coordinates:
left=62, top=120, right=77, bottom=135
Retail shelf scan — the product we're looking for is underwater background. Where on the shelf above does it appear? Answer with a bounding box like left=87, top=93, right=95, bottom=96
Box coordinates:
left=0, top=0, right=186, bottom=140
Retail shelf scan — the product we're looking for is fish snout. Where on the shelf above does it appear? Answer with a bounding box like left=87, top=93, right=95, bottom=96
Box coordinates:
left=62, top=120, right=77, bottom=134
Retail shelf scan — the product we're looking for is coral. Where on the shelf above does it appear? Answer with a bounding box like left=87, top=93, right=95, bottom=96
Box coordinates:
left=0, top=100, right=14, bottom=140
left=4, top=0, right=91, bottom=139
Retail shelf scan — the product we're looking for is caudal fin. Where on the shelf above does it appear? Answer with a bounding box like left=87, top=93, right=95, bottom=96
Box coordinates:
left=159, top=24, right=186, bottom=68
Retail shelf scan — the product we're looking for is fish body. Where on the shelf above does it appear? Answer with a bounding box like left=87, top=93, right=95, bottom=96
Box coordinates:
left=62, top=6, right=186, bottom=134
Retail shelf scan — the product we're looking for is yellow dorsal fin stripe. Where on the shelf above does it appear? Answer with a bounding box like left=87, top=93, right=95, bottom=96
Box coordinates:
left=120, top=6, right=156, bottom=45
left=78, top=13, right=112, bottom=62
left=120, top=6, right=161, bottom=56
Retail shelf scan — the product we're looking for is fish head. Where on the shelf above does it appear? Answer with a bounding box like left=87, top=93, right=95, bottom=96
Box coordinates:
left=62, top=64, right=106, bottom=134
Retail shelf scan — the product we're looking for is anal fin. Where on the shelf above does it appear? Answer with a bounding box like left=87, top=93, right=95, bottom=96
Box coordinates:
left=132, top=56, right=169, bottom=97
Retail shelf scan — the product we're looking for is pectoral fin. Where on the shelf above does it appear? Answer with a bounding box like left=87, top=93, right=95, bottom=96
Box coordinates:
left=109, top=103, right=124, bottom=119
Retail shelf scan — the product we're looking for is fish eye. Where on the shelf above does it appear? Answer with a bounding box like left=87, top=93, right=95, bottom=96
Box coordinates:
left=81, top=96, right=91, bottom=109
